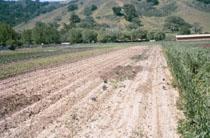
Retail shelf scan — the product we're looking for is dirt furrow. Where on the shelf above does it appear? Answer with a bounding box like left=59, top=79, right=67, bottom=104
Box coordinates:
left=0, top=46, right=181, bottom=138
left=0, top=48, right=131, bottom=95
left=142, top=47, right=180, bottom=138
left=75, top=47, right=155, bottom=138
left=0, top=48, right=143, bottom=120
left=0, top=48, right=133, bottom=91
left=0, top=51, right=135, bottom=135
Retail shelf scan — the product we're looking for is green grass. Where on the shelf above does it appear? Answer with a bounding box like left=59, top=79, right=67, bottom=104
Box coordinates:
left=0, top=43, right=135, bottom=79
left=163, top=41, right=210, bottom=138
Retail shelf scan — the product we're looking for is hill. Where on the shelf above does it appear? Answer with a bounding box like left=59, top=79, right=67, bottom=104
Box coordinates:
left=12, top=0, right=210, bottom=33
left=0, top=0, right=62, bottom=26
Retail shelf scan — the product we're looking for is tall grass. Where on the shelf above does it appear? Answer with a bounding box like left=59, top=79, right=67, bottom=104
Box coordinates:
left=164, top=41, right=210, bottom=138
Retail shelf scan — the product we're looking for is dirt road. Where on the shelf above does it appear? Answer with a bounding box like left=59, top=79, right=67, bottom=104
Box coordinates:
left=0, top=46, right=180, bottom=138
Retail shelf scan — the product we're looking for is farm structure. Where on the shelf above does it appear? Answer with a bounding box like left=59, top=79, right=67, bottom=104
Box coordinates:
left=176, top=34, right=210, bottom=41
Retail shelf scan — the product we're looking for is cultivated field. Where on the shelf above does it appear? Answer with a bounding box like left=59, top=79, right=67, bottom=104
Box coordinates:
left=0, top=45, right=181, bottom=138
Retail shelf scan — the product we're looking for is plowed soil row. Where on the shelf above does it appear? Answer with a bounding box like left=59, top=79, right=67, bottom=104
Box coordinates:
left=0, top=46, right=181, bottom=138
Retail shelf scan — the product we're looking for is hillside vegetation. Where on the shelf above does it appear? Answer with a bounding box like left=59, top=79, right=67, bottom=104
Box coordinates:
left=13, top=0, right=210, bottom=32
left=0, top=0, right=61, bottom=26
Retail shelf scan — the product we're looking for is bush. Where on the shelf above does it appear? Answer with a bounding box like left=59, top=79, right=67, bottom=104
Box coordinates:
left=97, top=31, right=117, bottom=43
left=90, top=5, right=97, bottom=11
left=21, top=29, right=32, bottom=45
left=179, top=26, right=191, bottom=35
left=68, top=4, right=78, bottom=11
left=147, top=31, right=165, bottom=41
left=0, top=22, right=17, bottom=46
left=6, top=39, right=16, bottom=50
left=147, top=31, right=155, bottom=40
left=82, top=30, right=98, bottom=43
left=123, top=4, right=138, bottom=22
left=164, top=16, right=192, bottom=33
left=70, top=14, right=81, bottom=24
left=112, top=7, right=123, bottom=16
left=154, top=32, right=166, bottom=40
left=32, top=22, right=60, bottom=44
left=84, top=5, right=97, bottom=16
left=77, top=16, right=96, bottom=28
left=68, top=28, right=82, bottom=43
left=147, top=0, right=159, bottom=5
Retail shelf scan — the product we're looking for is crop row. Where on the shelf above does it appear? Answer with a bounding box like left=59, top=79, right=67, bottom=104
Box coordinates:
left=164, top=42, right=210, bottom=138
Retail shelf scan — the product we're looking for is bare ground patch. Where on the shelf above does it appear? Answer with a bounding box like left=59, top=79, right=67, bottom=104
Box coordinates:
left=0, top=94, right=42, bottom=119
left=101, top=65, right=142, bottom=82
left=131, top=49, right=149, bottom=62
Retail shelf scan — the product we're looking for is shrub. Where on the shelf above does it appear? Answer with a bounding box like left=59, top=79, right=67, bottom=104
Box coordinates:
left=21, top=29, right=32, bottom=45
left=147, top=0, right=159, bottom=5
left=68, top=28, right=82, bottom=43
left=6, top=39, right=16, bottom=50
left=0, top=22, right=17, bottom=46
left=147, top=31, right=155, bottom=40
left=154, top=32, right=166, bottom=40
left=68, top=4, right=78, bottom=11
left=82, top=30, right=98, bottom=43
left=112, top=7, right=123, bottom=16
left=179, top=26, right=191, bottom=35
left=97, top=31, right=117, bottom=43
left=164, top=16, right=192, bottom=33
left=147, top=31, right=165, bottom=41
left=77, top=16, right=96, bottom=28
left=123, top=4, right=138, bottom=22
left=84, top=5, right=97, bottom=16
left=32, top=22, right=60, bottom=44
left=70, top=13, right=81, bottom=24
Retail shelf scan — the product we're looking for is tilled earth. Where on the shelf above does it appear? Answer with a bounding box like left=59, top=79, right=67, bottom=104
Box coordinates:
left=0, top=46, right=180, bottom=138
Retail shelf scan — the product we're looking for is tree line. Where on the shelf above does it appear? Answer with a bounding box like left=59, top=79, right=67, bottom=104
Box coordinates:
left=0, top=20, right=165, bottom=50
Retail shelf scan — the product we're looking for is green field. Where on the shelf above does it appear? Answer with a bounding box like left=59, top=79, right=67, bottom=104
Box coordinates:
left=163, top=41, right=210, bottom=138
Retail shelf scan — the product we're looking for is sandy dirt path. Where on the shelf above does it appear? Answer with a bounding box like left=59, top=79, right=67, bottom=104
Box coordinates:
left=0, top=46, right=180, bottom=138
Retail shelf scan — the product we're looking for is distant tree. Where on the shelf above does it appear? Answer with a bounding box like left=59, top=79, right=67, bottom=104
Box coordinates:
left=6, top=39, right=17, bottom=50
left=70, top=13, right=81, bottom=24
left=68, top=28, right=82, bottom=43
left=123, top=4, right=138, bottom=22
left=154, top=32, right=165, bottom=40
left=131, top=29, right=148, bottom=40
left=191, top=23, right=203, bottom=34
left=179, top=26, right=191, bottom=35
left=146, top=31, right=165, bottom=40
left=97, top=31, right=117, bottom=43
left=90, top=5, right=97, bottom=11
left=84, top=5, right=98, bottom=16
left=197, top=0, right=210, bottom=4
left=78, top=16, right=96, bottom=28
left=147, top=31, right=155, bottom=40
left=0, top=22, right=17, bottom=46
left=147, top=0, right=159, bottom=5
left=112, top=7, right=123, bottom=16
left=82, top=30, right=98, bottom=43
left=21, top=29, right=32, bottom=45
left=32, top=22, right=46, bottom=44
left=68, top=4, right=78, bottom=11
left=164, top=16, right=191, bottom=33
left=32, top=22, right=60, bottom=44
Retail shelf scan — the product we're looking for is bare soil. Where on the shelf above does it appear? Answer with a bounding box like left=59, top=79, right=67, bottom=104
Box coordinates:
left=0, top=46, right=181, bottom=138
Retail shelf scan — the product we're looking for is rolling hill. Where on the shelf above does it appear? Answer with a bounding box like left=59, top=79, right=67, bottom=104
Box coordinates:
left=14, top=0, right=210, bottom=32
